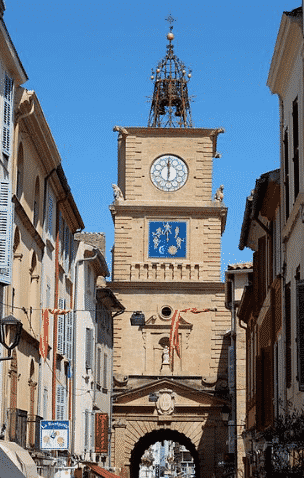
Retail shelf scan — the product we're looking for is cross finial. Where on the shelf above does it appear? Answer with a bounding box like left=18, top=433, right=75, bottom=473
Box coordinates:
left=165, top=14, right=175, bottom=31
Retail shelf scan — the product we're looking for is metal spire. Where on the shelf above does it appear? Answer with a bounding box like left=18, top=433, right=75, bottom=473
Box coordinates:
left=148, top=16, right=193, bottom=128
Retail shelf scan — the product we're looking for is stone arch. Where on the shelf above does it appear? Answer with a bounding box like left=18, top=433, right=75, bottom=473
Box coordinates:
left=129, top=428, right=200, bottom=478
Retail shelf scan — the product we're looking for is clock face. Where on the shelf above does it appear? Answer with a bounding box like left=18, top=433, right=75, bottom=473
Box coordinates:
left=150, top=155, right=188, bottom=192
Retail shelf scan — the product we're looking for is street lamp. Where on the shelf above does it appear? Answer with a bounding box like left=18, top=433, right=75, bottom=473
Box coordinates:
left=221, top=405, right=230, bottom=423
left=0, top=315, right=23, bottom=361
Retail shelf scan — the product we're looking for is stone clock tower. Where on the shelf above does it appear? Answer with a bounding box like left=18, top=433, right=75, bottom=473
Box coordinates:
left=109, top=25, right=231, bottom=478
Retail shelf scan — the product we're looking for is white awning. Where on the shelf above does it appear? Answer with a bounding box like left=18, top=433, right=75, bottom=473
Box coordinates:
left=0, top=441, right=39, bottom=478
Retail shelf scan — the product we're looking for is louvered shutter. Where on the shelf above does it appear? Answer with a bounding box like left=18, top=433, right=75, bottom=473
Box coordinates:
left=57, top=298, right=65, bottom=355
left=58, top=212, right=63, bottom=257
left=84, top=410, right=89, bottom=450
left=97, top=348, right=101, bottom=385
left=86, top=328, right=93, bottom=369
left=263, top=345, right=273, bottom=427
left=56, top=385, right=66, bottom=420
left=66, top=311, right=73, bottom=361
left=228, top=345, right=235, bottom=392
left=285, top=283, right=292, bottom=388
left=103, top=353, right=108, bottom=389
left=64, top=225, right=69, bottom=271
left=48, top=192, right=53, bottom=235
left=256, top=354, right=263, bottom=430
left=2, top=75, right=13, bottom=155
left=0, top=180, right=12, bottom=285
left=277, top=335, right=284, bottom=410
left=296, top=280, right=304, bottom=391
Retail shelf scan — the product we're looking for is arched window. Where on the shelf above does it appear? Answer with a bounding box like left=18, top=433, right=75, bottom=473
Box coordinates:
left=16, top=143, right=23, bottom=200
left=33, top=177, right=40, bottom=227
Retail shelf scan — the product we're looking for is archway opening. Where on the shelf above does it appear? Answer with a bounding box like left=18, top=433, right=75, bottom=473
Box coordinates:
left=130, top=429, right=200, bottom=478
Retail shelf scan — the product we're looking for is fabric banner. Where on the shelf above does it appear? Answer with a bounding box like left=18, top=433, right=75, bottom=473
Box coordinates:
left=39, top=309, right=49, bottom=360
left=169, top=307, right=213, bottom=370
left=39, top=308, right=71, bottom=360
left=95, top=413, right=108, bottom=453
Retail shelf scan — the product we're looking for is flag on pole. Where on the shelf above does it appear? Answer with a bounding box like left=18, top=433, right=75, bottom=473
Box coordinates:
left=169, top=307, right=213, bottom=370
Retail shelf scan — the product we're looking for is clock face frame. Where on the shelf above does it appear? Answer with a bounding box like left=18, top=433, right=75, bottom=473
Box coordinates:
left=150, top=154, right=188, bottom=192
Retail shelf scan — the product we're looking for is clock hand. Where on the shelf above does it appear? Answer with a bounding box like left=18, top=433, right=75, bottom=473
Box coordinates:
left=167, top=159, right=170, bottom=180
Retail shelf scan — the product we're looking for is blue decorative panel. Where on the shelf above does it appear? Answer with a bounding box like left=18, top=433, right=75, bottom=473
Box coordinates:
left=148, top=221, right=187, bottom=258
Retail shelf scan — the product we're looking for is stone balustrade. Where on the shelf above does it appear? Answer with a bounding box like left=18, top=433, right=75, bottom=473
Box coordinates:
left=130, top=262, right=207, bottom=281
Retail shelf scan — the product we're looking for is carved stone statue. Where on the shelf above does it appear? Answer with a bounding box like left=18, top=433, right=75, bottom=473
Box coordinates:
left=162, top=345, right=170, bottom=365
left=112, top=183, right=124, bottom=201
left=214, top=184, right=224, bottom=202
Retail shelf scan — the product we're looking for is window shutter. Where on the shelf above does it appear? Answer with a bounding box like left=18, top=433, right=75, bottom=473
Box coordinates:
left=43, top=387, right=48, bottom=419
left=57, top=298, right=65, bottom=355
left=86, top=328, right=93, bottom=369
left=228, top=345, right=235, bottom=392
left=103, top=353, right=108, bottom=389
left=263, top=346, right=273, bottom=427
left=84, top=410, right=89, bottom=450
left=64, top=225, right=70, bottom=271
left=2, top=74, right=13, bottom=155
left=0, top=180, right=12, bottom=285
left=66, top=311, right=73, bottom=361
left=97, top=348, right=101, bottom=385
left=56, top=385, right=66, bottom=420
left=296, top=280, right=304, bottom=391
left=256, top=354, right=263, bottom=430
left=58, top=212, right=63, bottom=257
left=48, top=192, right=53, bottom=235
left=285, top=283, right=291, bottom=388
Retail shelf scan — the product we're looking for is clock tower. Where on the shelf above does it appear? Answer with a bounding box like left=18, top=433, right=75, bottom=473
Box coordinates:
left=109, top=25, right=231, bottom=478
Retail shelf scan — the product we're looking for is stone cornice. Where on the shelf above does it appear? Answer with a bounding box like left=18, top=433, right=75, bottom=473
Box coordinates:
left=114, top=126, right=224, bottom=138
left=109, top=203, right=228, bottom=234
left=267, top=12, right=303, bottom=96
left=107, top=280, right=225, bottom=293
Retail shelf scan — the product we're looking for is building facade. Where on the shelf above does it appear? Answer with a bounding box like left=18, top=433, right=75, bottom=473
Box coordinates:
left=238, top=169, right=281, bottom=477
left=108, top=29, right=231, bottom=478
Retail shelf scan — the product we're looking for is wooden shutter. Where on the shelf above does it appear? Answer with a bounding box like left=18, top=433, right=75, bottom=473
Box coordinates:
left=57, top=298, right=65, bottom=355
left=285, top=283, right=291, bottom=388
left=256, top=354, right=263, bottom=430
left=263, top=346, right=273, bottom=427
left=0, top=180, right=12, bottom=285
left=95, top=413, right=108, bottom=453
left=66, top=311, right=73, bottom=361
left=48, top=192, right=53, bottom=235
left=84, top=410, right=89, bottom=450
left=86, top=328, right=93, bottom=369
left=103, top=353, right=108, bottom=389
left=56, top=385, right=66, bottom=420
left=96, top=348, right=101, bottom=385
left=253, top=252, right=259, bottom=317
left=296, top=280, right=304, bottom=390
left=228, top=345, right=235, bottom=392
left=2, top=74, right=13, bottom=155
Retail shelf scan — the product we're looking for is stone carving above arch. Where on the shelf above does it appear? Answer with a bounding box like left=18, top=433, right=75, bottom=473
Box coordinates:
left=156, top=389, right=175, bottom=415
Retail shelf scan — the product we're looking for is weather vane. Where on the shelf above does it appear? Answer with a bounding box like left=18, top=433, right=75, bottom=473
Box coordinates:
left=165, top=14, right=175, bottom=31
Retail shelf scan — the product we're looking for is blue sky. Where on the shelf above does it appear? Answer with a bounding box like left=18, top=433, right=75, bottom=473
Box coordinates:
left=4, top=1, right=299, bottom=278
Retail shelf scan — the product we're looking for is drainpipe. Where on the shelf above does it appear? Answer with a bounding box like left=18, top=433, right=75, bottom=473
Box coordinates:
left=72, top=251, right=98, bottom=456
